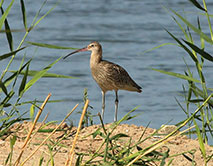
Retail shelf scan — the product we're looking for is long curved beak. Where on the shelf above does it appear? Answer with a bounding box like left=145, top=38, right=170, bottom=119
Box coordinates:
left=63, top=47, right=88, bottom=59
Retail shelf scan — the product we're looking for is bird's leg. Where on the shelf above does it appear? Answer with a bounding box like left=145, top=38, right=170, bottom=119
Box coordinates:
left=114, top=91, right=119, bottom=122
left=101, top=91, right=105, bottom=120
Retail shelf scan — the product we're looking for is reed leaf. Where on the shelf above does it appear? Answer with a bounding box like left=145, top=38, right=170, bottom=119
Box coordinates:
left=10, top=135, right=16, bottom=149
left=30, top=104, right=35, bottom=122
left=6, top=135, right=16, bottom=165
left=39, top=155, right=44, bottom=166
left=20, top=0, right=27, bottom=30
left=169, top=8, right=213, bottom=44
left=151, top=68, right=200, bottom=83
left=183, top=40, right=213, bottom=62
left=16, top=99, right=62, bottom=107
left=13, top=55, right=27, bottom=87
left=172, top=16, right=189, bottom=41
left=202, top=0, right=213, bottom=40
left=142, top=43, right=177, bottom=54
left=197, top=17, right=205, bottom=52
left=0, top=47, right=26, bottom=61
left=0, top=115, right=15, bottom=123
left=190, top=84, right=213, bottom=107
left=0, top=59, right=31, bottom=94
left=0, top=79, right=8, bottom=95
left=31, top=1, right=58, bottom=30
left=0, top=0, right=3, bottom=8
left=165, top=29, right=198, bottom=63
left=0, top=0, right=14, bottom=31
left=8, top=70, right=76, bottom=79
left=18, top=63, right=29, bottom=97
left=23, top=57, right=62, bottom=93
left=188, top=0, right=206, bottom=11
left=209, top=88, right=213, bottom=91
left=116, top=106, right=140, bottom=124
left=27, top=41, right=77, bottom=50
left=0, top=7, right=13, bottom=51
left=193, top=119, right=206, bottom=162
left=109, top=133, right=129, bottom=141
left=0, top=90, right=15, bottom=107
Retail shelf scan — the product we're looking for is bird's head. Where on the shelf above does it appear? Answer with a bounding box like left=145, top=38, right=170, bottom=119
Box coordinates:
left=87, top=41, right=101, bottom=52
left=63, top=41, right=102, bottom=59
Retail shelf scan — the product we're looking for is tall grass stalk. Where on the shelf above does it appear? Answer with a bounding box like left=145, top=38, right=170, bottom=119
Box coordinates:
left=65, top=99, right=89, bottom=166
left=20, top=103, right=79, bottom=166
left=14, top=93, right=51, bottom=166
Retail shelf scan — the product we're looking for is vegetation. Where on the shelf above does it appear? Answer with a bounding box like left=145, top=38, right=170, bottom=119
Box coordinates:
left=0, top=0, right=75, bottom=139
left=152, top=0, right=213, bottom=146
left=151, top=1, right=213, bottom=165
left=0, top=0, right=212, bottom=166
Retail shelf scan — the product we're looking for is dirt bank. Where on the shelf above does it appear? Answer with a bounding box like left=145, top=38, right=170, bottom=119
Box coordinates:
left=0, top=122, right=212, bottom=165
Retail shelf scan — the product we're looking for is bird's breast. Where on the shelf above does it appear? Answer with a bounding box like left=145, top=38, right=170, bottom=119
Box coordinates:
left=90, top=65, right=117, bottom=92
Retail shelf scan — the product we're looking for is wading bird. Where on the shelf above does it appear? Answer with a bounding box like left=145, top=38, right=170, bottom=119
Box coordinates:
left=64, top=41, right=142, bottom=122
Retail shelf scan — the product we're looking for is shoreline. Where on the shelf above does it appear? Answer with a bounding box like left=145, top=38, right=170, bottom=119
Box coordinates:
left=0, top=121, right=212, bottom=165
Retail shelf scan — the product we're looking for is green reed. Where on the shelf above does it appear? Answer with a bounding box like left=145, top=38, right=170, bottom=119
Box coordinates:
left=149, top=0, right=212, bottom=165
left=0, top=0, right=75, bottom=139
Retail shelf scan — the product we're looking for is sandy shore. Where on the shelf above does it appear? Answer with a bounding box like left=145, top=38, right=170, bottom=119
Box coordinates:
left=0, top=122, right=212, bottom=165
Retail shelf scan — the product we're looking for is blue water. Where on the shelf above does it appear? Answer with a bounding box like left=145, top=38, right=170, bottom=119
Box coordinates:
left=0, top=0, right=213, bottom=130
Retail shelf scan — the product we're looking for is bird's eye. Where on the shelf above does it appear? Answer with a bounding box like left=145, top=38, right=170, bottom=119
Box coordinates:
left=90, top=44, right=94, bottom=47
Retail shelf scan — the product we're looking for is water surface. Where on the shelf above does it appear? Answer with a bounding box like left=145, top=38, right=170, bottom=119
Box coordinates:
left=0, top=0, right=213, bottom=129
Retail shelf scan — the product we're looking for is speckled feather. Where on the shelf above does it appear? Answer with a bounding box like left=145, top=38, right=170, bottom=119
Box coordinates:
left=91, top=60, right=142, bottom=93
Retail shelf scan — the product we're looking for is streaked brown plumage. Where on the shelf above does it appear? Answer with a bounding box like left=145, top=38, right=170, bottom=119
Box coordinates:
left=64, top=41, right=142, bottom=121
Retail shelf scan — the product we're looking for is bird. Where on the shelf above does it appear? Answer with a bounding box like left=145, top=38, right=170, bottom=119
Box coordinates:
left=63, top=41, right=142, bottom=122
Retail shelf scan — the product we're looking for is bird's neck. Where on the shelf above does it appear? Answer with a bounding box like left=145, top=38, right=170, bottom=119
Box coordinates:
left=90, top=50, right=102, bottom=67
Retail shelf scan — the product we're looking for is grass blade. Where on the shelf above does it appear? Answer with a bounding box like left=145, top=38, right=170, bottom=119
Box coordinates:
left=191, top=84, right=213, bottom=107
left=0, top=59, right=31, bottom=94
left=31, top=1, right=58, bottom=30
left=16, top=99, right=63, bottom=107
left=183, top=40, right=213, bottom=62
left=197, top=17, right=205, bottom=58
left=20, top=0, right=27, bottom=30
left=15, top=94, right=51, bottom=166
left=18, top=63, right=29, bottom=97
left=169, top=8, right=213, bottom=44
left=6, top=135, right=17, bottom=165
left=172, top=16, right=189, bottom=41
left=0, top=47, right=26, bottom=61
left=202, top=0, right=213, bottom=40
left=165, top=29, right=198, bottom=63
left=23, top=57, right=62, bottom=93
left=65, top=100, right=89, bottom=166
left=0, top=0, right=15, bottom=31
left=9, top=70, right=77, bottom=78
left=27, top=41, right=77, bottom=50
left=0, top=79, right=8, bottom=95
left=188, top=0, right=206, bottom=11
left=0, top=90, right=15, bottom=107
left=0, top=7, right=13, bottom=51
left=142, top=43, right=177, bottom=54
left=151, top=68, right=200, bottom=83
left=0, top=0, right=3, bottom=8
left=110, top=133, right=129, bottom=141
left=30, top=103, right=35, bottom=122
left=193, top=118, right=206, bottom=163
